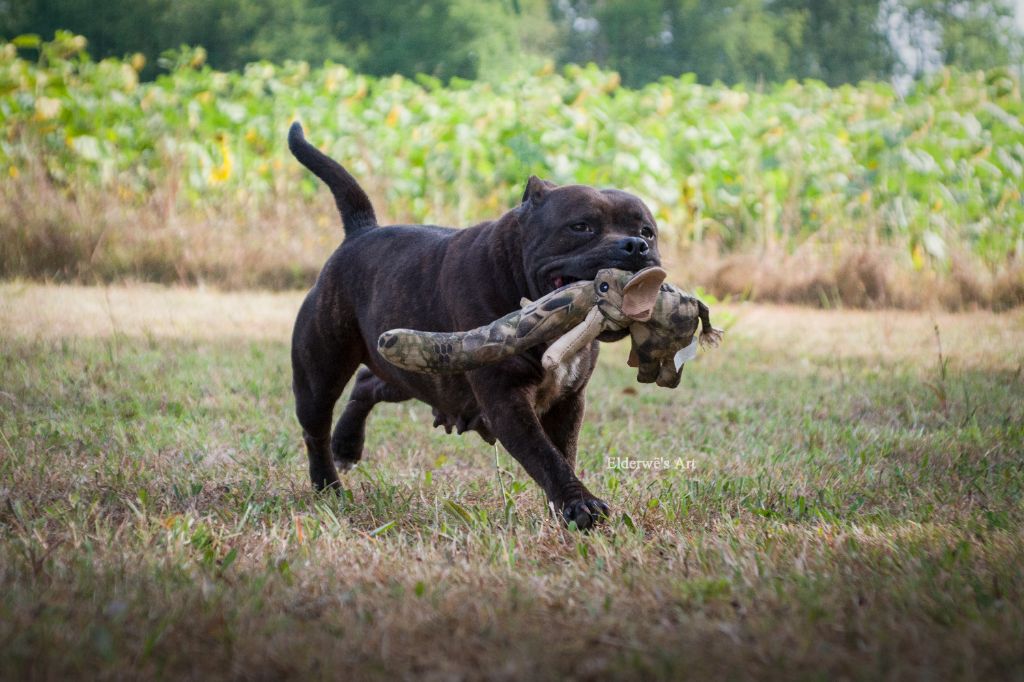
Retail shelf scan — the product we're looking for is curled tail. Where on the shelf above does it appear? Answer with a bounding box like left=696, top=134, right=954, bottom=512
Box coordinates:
left=697, top=300, right=724, bottom=348
left=288, top=122, right=377, bottom=235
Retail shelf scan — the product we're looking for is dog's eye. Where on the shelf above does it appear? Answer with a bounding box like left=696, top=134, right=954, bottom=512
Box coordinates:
left=640, top=226, right=655, bottom=239
left=569, top=222, right=592, bottom=233
left=598, top=282, right=610, bottom=293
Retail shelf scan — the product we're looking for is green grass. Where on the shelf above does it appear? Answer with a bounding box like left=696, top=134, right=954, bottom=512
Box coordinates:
left=1, top=285, right=1023, bottom=679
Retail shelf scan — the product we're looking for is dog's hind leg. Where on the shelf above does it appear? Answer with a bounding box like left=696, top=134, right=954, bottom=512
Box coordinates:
left=292, top=296, right=364, bottom=491
left=331, top=367, right=411, bottom=470
left=293, top=355, right=360, bottom=491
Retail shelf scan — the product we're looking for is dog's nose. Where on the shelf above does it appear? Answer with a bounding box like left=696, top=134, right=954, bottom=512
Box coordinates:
left=616, top=237, right=650, bottom=259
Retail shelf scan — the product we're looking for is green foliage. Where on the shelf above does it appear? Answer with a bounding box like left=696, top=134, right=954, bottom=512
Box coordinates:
left=3, top=1, right=1020, bottom=87
left=324, top=0, right=522, bottom=80
left=2, top=33, right=1022, bottom=269
left=555, top=0, right=803, bottom=86
left=898, top=0, right=1023, bottom=77
left=775, top=0, right=895, bottom=84
left=0, top=0, right=539, bottom=81
left=552, top=0, right=1020, bottom=87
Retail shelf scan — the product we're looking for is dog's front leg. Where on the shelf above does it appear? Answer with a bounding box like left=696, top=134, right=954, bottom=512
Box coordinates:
left=471, top=373, right=608, bottom=530
left=540, top=391, right=585, bottom=470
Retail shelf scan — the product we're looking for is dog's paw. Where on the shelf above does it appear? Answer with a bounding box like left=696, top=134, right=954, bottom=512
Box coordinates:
left=560, top=496, right=610, bottom=531
left=330, top=433, right=363, bottom=472
left=333, top=456, right=359, bottom=472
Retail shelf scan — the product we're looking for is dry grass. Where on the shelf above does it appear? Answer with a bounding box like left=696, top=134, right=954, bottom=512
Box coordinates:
left=0, top=168, right=336, bottom=290
left=0, top=282, right=299, bottom=341
left=692, top=245, right=1024, bottom=312
left=3, top=282, right=1020, bottom=371
left=3, top=173, right=1023, bottom=310
left=1, top=284, right=1022, bottom=679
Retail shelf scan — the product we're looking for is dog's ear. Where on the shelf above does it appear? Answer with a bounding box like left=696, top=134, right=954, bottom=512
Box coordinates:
left=522, top=175, right=556, bottom=205
left=621, top=267, right=667, bottom=321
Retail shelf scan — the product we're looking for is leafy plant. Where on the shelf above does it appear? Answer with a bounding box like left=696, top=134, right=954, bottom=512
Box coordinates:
left=1, top=33, right=1022, bottom=272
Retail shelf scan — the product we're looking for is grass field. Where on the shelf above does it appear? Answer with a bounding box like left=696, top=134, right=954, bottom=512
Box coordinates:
left=1, top=282, right=1023, bottom=679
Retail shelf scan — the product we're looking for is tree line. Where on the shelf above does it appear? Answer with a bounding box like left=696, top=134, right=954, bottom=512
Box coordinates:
left=1, top=0, right=1021, bottom=85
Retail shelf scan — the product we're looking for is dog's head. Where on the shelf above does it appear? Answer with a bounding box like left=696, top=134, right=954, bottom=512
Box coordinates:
left=516, top=176, right=662, bottom=300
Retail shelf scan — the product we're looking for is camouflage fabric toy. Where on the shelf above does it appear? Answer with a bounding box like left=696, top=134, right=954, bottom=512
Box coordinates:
left=376, top=267, right=722, bottom=388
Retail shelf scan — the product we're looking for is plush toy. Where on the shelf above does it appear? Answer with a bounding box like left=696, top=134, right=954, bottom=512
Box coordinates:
left=376, top=267, right=722, bottom=388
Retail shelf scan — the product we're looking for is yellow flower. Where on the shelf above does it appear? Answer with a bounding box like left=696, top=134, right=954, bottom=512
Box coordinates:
left=911, top=243, right=925, bottom=271
left=9, top=166, right=19, bottom=179
left=209, top=134, right=233, bottom=184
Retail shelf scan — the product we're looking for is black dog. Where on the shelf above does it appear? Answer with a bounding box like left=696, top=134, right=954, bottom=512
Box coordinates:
left=288, top=123, right=661, bottom=529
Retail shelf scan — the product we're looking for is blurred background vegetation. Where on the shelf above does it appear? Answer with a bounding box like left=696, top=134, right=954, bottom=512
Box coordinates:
left=0, top=1, right=1022, bottom=308
left=3, top=0, right=1021, bottom=85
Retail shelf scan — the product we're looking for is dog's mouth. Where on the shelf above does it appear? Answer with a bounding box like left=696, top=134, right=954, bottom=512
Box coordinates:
left=549, top=274, right=584, bottom=291
left=542, top=257, right=657, bottom=295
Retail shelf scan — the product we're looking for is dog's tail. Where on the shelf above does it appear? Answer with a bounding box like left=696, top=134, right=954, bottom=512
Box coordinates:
left=288, top=122, right=377, bottom=235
